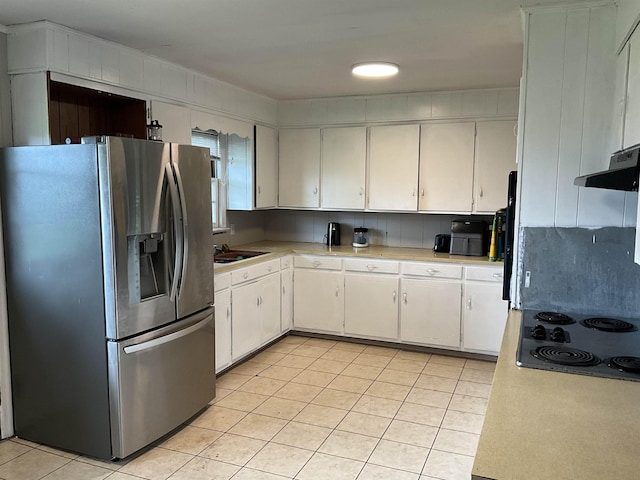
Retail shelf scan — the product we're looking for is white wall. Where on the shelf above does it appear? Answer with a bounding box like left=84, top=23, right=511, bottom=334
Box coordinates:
left=615, top=0, right=640, bottom=51
left=518, top=3, right=636, bottom=228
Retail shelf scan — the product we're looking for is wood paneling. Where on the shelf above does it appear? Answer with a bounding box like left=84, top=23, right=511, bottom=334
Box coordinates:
left=47, top=78, right=146, bottom=144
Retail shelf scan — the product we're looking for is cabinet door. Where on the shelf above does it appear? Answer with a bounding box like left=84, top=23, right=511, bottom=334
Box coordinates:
left=463, top=282, right=507, bottom=354
left=214, top=289, right=231, bottom=373
left=227, top=133, right=253, bottom=210
left=419, top=122, right=475, bottom=212
left=400, top=278, right=461, bottom=348
left=293, top=269, right=344, bottom=333
left=150, top=100, right=191, bottom=144
left=255, top=125, right=278, bottom=208
left=260, top=273, right=281, bottom=344
left=345, top=274, right=399, bottom=340
left=279, top=128, right=320, bottom=208
left=231, top=282, right=261, bottom=361
left=321, top=127, right=366, bottom=209
left=368, top=125, right=420, bottom=211
left=624, top=27, right=640, bottom=148
left=474, top=120, right=517, bottom=213
left=281, top=268, right=293, bottom=333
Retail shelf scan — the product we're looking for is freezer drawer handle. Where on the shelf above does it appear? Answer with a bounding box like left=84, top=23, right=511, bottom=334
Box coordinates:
left=123, top=317, right=210, bottom=354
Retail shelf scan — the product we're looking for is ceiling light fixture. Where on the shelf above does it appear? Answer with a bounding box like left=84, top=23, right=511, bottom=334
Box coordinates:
left=352, top=62, right=399, bottom=78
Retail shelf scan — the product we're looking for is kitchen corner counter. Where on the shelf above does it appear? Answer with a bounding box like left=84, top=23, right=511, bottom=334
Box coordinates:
left=473, top=310, right=640, bottom=480
left=214, top=240, right=498, bottom=273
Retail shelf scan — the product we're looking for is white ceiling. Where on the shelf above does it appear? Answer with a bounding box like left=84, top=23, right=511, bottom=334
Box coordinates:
left=0, top=0, right=591, bottom=100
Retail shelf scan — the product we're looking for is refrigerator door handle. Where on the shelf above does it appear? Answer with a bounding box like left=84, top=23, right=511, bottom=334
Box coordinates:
left=123, top=316, right=210, bottom=354
left=165, top=163, right=184, bottom=302
left=173, top=162, right=189, bottom=297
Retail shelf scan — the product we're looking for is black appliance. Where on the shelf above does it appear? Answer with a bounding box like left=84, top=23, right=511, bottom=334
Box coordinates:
left=449, top=219, right=486, bottom=256
left=502, top=171, right=517, bottom=301
left=433, top=234, right=451, bottom=252
left=574, top=143, right=640, bottom=191
left=516, top=310, right=640, bottom=382
left=326, top=222, right=341, bottom=246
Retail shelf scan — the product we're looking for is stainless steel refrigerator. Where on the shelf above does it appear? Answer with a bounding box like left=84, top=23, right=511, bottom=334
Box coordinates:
left=0, top=137, right=215, bottom=460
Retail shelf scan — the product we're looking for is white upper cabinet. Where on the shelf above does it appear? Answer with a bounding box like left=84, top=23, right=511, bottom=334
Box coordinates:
left=473, top=120, right=517, bottom=213
left=227, top=133, right=254, bottom=211
left=624, top=26, right=640, bottom=149
left=321, top=126, right=367, bottom=210
left=368, top=124, right=420, bottom=211
left=149, top=100, right=191, bottom=145
left=255, top=125, right=278, bottom=209
left=278, top=128, right=321, bottom=208
left=418, top=122, right=475, bottom=212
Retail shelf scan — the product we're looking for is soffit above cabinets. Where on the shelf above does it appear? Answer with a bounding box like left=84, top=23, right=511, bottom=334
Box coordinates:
left=0, top=0, right=601, bottom=100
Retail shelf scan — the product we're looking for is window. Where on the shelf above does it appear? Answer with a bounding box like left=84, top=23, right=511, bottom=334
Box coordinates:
left=192, top=129, right=228, bottom=230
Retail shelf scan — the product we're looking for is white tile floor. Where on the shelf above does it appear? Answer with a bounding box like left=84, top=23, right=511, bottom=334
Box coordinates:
left=0, top=335, right=495, bottom=480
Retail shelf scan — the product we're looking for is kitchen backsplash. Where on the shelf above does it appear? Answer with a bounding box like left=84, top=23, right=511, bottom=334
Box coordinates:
left=217, top=210, right=493, bottom=250
left=519, top=227, right=640, bottom=317
left=263, top=210, right=466, bottom=247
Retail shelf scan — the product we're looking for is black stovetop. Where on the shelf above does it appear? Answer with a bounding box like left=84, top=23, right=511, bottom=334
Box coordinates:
left=516, top=310, right=640, bottom=382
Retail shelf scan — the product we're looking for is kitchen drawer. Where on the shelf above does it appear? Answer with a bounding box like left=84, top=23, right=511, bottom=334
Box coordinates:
left=231, top=258, right=280, bottom=285
left=280, top=256, right=293, bottom=269
left=294, top=255, right=342, bottom=270
left=402, top=262, right=463, bottom=279
left=344, top=258, right=399, bottom=274
left=214, top=272, right=230, bottom=292
left=466, top=266, right=504, bottom=283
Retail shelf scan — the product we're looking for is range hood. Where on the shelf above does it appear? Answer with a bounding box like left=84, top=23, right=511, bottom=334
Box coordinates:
left=574, top=143, right=640, bottom=191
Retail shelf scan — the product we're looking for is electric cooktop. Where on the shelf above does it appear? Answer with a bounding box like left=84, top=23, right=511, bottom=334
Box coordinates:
left=516, top=310, right=640, bottom=382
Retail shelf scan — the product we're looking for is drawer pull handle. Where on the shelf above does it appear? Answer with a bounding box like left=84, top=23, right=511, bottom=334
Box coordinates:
left=493, top=273, right=503, bottom=279
left=392, top=290, right=397, bottom=302
left=243, top=272, right=249, bottom=279
left=467, top=298, right=472, bottom=310
left=403, top=292, right=407, bottom=304
left=335, top=287, right=339, bottom=297
left=366, top=264, right=377, bottom=271
left=268, top=266, right=273, bottom=272
left=313, top=261, right=321, bottom=268
left=426, top=268, right=439, bottom=275
left=226, top=306, right=230, bottom=319
left=313, top=187, right=318, bottom=195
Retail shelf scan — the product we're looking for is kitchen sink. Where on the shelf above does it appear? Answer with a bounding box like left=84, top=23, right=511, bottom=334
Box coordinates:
left=214, top=250, right=269, bottom=263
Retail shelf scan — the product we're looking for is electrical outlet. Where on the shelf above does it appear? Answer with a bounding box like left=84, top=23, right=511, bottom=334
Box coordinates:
left=230, top=224, right=236, bottom=235
left=525, top=271, right=531, bottom=288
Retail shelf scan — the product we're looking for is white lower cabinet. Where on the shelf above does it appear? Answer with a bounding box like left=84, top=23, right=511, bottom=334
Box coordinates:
left=400, top=278, right=462, bottom=348
left=214, top=273, right=232, bottom=373
left=260, top=273, right=282, bottom=344
left=293, top=265, right=344, bottom=334
left=230, top=259, right=282, bottom=362
left=231, top=280, right=262, bottom=361
left=220, top=254, right=507, bottom=363
left=281, top=266, right=293, bottom=333
left=462, top=266, right=507, bottom=354
left=231, top=272, right=282, bottom=362
left=400, top=262, right=463, bottom=348
left=345, top=274, right=399, bottom=340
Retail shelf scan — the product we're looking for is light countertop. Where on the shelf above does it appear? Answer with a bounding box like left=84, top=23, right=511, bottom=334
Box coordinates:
left=213, top=241, right=499, bottom=273
left=472, top=310, right=640, bottom=480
